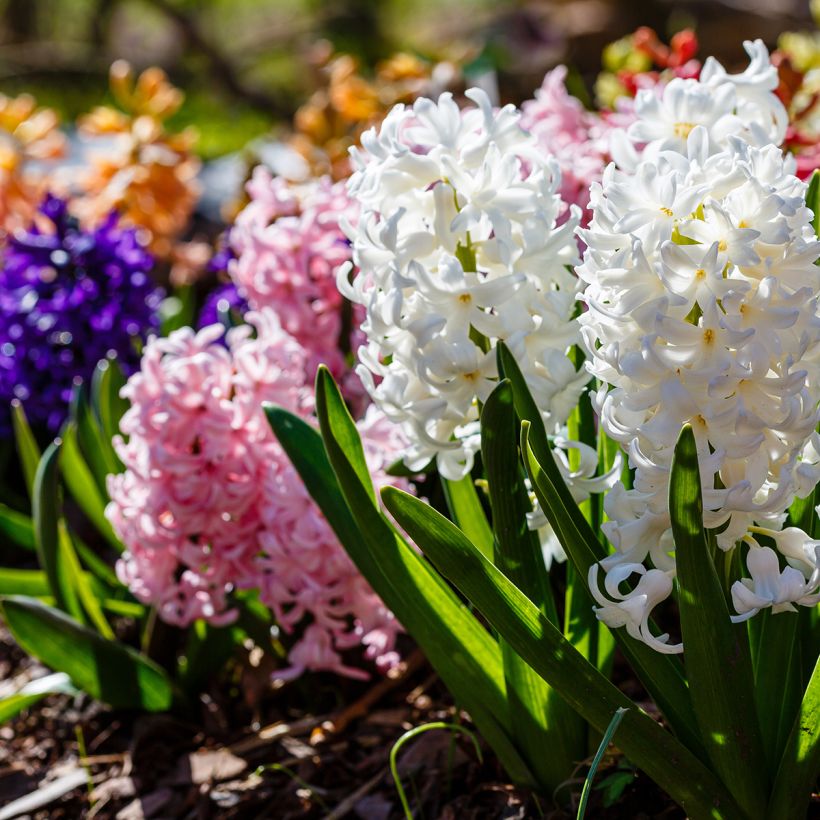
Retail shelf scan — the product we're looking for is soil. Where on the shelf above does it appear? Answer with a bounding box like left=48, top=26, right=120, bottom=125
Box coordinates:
left=0, top=625, right=690, bottom=820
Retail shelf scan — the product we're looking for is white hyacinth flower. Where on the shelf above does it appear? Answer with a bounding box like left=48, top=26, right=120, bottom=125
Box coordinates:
left=342, top=88, right=586, bottom=480
left=581, top=41, right=820, bottom=650
left=730, top=543, right=820, bottom=622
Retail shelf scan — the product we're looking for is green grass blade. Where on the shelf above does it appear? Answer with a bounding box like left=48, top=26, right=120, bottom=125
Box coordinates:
left=0, top=503, right=35, bottom=551
left=577, top=707, right=629, bottom=820
left=0, top=595, right=172, bottom=711
left=389, top=722, right=483, bottom=819
left=382, top=486, right=745, bottom=820
left=522, top=427, right=703, bottom=758
left=12, top=401, right=41, bottom=501
left=767, top=653, right=820, bottom=820
left=482, top=380, right=583, bottom=790
left=442, top=475, right=494, bottom=561
left=265, top=392, right=536, bottom=788
left=670, top=425, right=768, bottom=818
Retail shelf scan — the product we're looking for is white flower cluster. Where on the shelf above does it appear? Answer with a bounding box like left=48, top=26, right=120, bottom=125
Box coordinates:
left=580, top=42, right=820, bottom=652
left=611, top=39, right=788, bottom=170
left=340, top=88, right=585, bottom=480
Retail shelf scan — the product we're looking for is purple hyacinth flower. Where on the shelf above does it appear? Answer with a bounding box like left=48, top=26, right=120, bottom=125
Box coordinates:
left=0, top=194, right=163, bottom=433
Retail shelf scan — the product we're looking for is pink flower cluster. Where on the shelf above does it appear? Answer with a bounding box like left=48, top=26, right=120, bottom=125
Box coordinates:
left=229, top=167, right=363, bottom=388
left=106, top=309, right=408, bottom=680
left=520, top=66, right=610, bottom=220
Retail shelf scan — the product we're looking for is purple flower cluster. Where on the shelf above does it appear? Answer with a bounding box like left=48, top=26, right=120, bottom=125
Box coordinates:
left=0, top=194, right=163, bottom=432
left=196, top=281, right=248, bottom=330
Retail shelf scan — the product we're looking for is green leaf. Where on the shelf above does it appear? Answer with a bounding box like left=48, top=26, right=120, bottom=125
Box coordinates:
left=100, top=598, right=144, bottom=618
left=0, top=596, right=173, bottom=711
left=522, top=426, right=704, bottom=759
left=314, top=368, right=376, bottom=504
left=60, top=525, right=115, bottom=639
left=179, top=619, right=243, bottom=694
left=481, top=380, right=583, bottom=791
left=0, top=568, right=50, bottom=597
left=73, top=535, right=121, bottom=588
left=90, top=359, right=128, bottom=469
left=767, top=653, right=820, bottom=820
left=381, top=486, right=745, bottom=820
left=670, top=425, right=768, bottom=818
left=159, top=286, right=195, bottom=336
left=33, top=440, right=82, bottom=620
left=806, top=169, right=820, bottom=241
left=442, top=475, right=493, bottom=561
left=12, top=401, right=41, bottom=501
left=60, top=422, right=121, bottom=552
left=266, top=381, right=536, bottom=789
left=496, top=343, right=605, bottom=563
left=70, top=383, right=119, bottom=492
left=0, top=672, right=79, bottom=724
left=33, top=438, right=115, bottom=638
left=753, top=610, right=802, bottom=777
left=0, top=503, right=35, bottom=551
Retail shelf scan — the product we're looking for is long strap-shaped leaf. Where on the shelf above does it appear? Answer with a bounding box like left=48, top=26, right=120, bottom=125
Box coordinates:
left=33, top=440, right=82, bottom=620
left=382, top=486, right=745, bottom=820
left=522, top=426, right=704, bottom=758
left=482, top=381, right=584, bottom=790
left=70, top=383, right=116, bottom=496
left=670, top=425, right=768, bottom=819
left=767, top=652, right=820, bottom=820
left=61, top=422, right=121, bottom=552
left=90, top=358, right=127, bottom=474
left=503, top=319, right=699, bottom=753
left=496, top=343, right=605, bottom=562
left=753, top=610, right=801, bottom=778
left=12, top=401, right=41, bottom=501
left=442, top=476, right=494, bottom=561
left=266, top=375, right=536, bottom=788
left=0, top=595, right=172, bottom=711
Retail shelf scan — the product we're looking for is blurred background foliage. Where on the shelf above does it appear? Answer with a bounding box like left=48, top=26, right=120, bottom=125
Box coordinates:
left=0, top=0, right=814, bottom=159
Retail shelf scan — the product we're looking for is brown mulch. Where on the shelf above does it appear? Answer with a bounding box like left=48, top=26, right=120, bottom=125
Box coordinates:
left=0, top=624, right=684, bottom=820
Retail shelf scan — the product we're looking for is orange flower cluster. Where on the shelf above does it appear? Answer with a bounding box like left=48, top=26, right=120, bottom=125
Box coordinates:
left=289, top=47, right=457, bottom=180
left=77, top=61, right=201, bottom=258
left=0, top=93, right=64, bottom=237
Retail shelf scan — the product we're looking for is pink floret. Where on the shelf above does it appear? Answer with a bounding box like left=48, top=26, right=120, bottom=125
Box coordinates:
left=520, top=66, right=611, bottom=221
left=229, top=167, right=365, bottom=397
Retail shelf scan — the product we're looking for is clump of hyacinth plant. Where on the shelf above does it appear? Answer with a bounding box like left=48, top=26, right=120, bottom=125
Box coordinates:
left=276, top=43, right=820, bottom=820
left=0, top=194, right=162, bottom=433
left=579, top=39, right=819, bottom=648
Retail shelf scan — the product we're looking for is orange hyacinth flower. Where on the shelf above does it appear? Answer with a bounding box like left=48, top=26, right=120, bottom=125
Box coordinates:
left=0, top=92, right=64, bottom=238
left=289, top=47, right=453, bottom=180
left=77, top=61, right=200, bottom=258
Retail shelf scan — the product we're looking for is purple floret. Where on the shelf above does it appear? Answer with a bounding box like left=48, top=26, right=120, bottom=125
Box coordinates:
left=0, top=194, right=163, bottom=433
left=196, top=281, right=248, bottom=330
